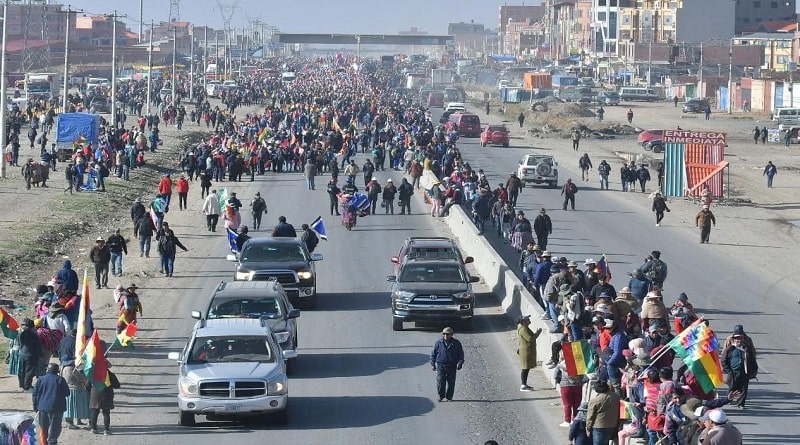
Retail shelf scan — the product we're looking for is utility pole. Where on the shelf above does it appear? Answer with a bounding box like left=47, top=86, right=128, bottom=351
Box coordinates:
left=138, top=0, right=143, bottom=43
left=728, top=38, right=733, bottom=114
left=171, top=27, right=177, bottom=103
left=110, top=10, right=118, bottom=128
left=203, top=26, right=208, bottom=92
left=699, top=42, right=703, bottom=97
left=146, top=20, right=153, bottom=114
left=1, top=1, right=9, bottom=179
left=189, top=26, right=194, bottom=102
left=214, top=31, right=219, bottom=80
left=62, top=5, right=73, bottom=113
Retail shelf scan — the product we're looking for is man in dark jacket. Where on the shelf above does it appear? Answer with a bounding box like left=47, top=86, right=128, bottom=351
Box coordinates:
left=471, top=189, right=492, bottom=235
left=397, top=178, right=414, bottom=215
left=637, top=165, right=651, bottom=192
left=18, top=318, right=43, bottom=391
left=106, top=229, right=128, bottom=277
left=235, top=226, right=251, bottom=252
left=130, top=198, right=146, bottom=226
left=327, top=179, right=341, bottom=216
left=561, top=179, right=578, bottom=211
left=271, top=216, right=297, bottom=237
left=505, top=173, right=522, bottom=207
left=430, top=327, right=465, bottom=402
left=90, top=237, right=111, bottom=289
left=533, top=208, right=553, bottom=249
left=55, top=260, right=79, bottom=293
left=155, top=221, right=188, bottom=277
left=32, top=363, right=70, bottom=444
left=300, top=224, right=319, bottom=253
left=134, top=215, right=156, bottom=257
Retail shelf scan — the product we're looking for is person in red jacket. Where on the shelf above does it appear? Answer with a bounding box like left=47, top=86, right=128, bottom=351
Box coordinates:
left=176, top=175, right=190, bottom=210
left=158, top=173, right=173, bottom=206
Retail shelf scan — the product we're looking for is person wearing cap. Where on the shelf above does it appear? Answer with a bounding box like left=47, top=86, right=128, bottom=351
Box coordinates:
left=32, top=362, right=70, bottom=443
left=721, top=326, right=758, bottom=409
left=695, top=204, right=716, bottom=244
left=669, top=292, right=697, bottom=333
left=106, top=228, right=128, bottom=278
left=249, top=192, right=268, bottom=230
left=589, top=273, right=617, bottom=301
left=640, top=292, right=669, bottom=335
left=365, top=177, right=382, bottom=215
left=156, top=222, right=188, bottom=277
left=698, top=409, right=742, bottom=444
left=586, top=379, right=620, bottom=443
left=561, top=178, right=578, bottom=211
left=505, top=172, right=522, bottom=206
left=517, top=315, right=543, bottom=392
left=235, top=226, right=251, bottom=252
left=382, top=179, right=397, bottom=214
left=430, top=327, right=465, bottom=402
left=533, top=208, right=553, bottom=250
left=89, top=237, right=111, bottom=289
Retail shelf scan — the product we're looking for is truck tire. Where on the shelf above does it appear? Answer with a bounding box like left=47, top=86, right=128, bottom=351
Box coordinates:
left=179, top=410, right=195, bottom=427
left=392, top=318, right=404, bottom=331
left=273, top=405, right=289, bottom=425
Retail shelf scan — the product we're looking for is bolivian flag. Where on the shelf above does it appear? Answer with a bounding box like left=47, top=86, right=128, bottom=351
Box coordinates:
left=115, top=322, right=137, bottom=349
left=82, top=330, right=111, bottom=391
left=0, top=307, right=20, bottom=339
left=561, top=340, right=596, bottom=377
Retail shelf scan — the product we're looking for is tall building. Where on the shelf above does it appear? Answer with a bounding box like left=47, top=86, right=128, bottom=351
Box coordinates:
left=735, top=0, right=796, bottom=34
left=498, top=4, right=545, bottom=54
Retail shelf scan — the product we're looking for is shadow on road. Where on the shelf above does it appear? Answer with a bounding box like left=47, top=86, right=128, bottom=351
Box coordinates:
left=292, top=352, right=429, bottom=379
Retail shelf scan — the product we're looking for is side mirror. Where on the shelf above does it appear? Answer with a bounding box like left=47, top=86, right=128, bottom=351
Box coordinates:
left=386, top=275, right=397, bottom=282
left=463, top=256, right=474, bottom=264
left=167, top=352, right=181, bottom=361
left=282, top=350, right=298, bottom=360
left=470, top=276, right=481, bottom=283
left=190, top=310, right=202, bottom=320
left=390, top=256, right=400, bottom=264
left=287, top=309, right=300, bottom=319
left=311, top=253, right=323, bottom=261
left=226, top=254, right=237, bottom=261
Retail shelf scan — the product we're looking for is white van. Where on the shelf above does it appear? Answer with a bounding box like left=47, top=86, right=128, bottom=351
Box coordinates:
left=619, top=87, right=658, bottom=102
left=445, top=102, right=467, bottom=113
left=281, top=72, right=296, bottom=83
left=206, top=81, right=221, bottom=96
left=774, top=107, right=800, bottom=130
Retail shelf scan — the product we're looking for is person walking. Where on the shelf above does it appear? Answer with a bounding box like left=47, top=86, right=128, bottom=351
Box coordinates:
left=753, top=126, right=760, bottom=144
left=517, top=315, right=542, bottom=392
left=249, top=192, right=268, bottom=230
left=327, top=179, right=341, bottom=216
left=561, top=179, right=578, bottom=211
left=626, top=108, right=634, bottom=124
left=517, top=112, right=525, bottom=128
left=176, top=174, right=190, bottom=210
left=304, top=158, right=317, bottom=190
left=382, top=179, right=397, bottom=214
left=572, top=128, right=581, bottom=151
left=397, top=178, right=414, bottom=215
left=652, top=191, right=670, bottom=227
left=579, top=154, right=593, bottom=182
left=763, top=161, right=777, bottom=187
left=158, top=173, right=174, bottom=207
left=89, top=370, right=120, bottom=435
left=430, top=327, right=465, bottom=402
left=586, top=379, right=621, bottom=444
left=704, top=105, right=712, bottom=120
left=721, top=329, right=758, bottom=409
left=134, top=214, right=155, bottom=258
left=695, top=205, right=716, bottom=244
left=637, top=165, right=651, bottom=192
left=533, top=208, right=553, bottom=249
left=597, top=160, right=611, bottom=190
left=156, top=221, right=188, bottom=277
left=18, top=318, right=43, bottom=391
left=106, top=229, right=128, bottom=277
left=505, top=173, right=522, bottom=207
left=199, top=170, right=212, bottom=198
left=89, top=237, right=111, bottom=289
left=32, top=363, right=70, bottom=444
left=202, top=189, right=221, bottom=232
left=761, top=127, right=768, bottom=144
left=58, top=331, right=90, bottom=430
left=130, top=197, right=146, bottom=226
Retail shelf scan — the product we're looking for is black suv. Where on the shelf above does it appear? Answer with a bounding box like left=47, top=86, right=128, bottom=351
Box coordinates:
left=390, top=237, right=473, bottom=275
left=388, top=258, right=479, bottom=331
left=682, top=98, right=709, bottom=113
left=191, top=280, right=300, bottom=372
left=227, top=237, right=323, bottom=308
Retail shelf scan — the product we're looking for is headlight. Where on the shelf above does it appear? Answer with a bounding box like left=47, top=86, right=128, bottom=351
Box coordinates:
left=178, top=376, right=198, bottom=396
left=454, top=291, right=473, bottom=300
left=235, top=271, right=253, bottom=280
left=297, top=271, right=313, bottom=280
left=268, top=376, right=288, bottom=395
left=393, top=290, right=415, bottom=302
left=274, top=331, right=291, bottom=344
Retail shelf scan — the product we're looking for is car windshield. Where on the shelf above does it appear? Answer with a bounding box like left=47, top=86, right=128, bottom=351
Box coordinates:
left=399, top=263, right=466, bottom=283
left=241, top=244, right=307, bottom=262
left=188, top=336, right=273, bottom=364
left=488, top=126, right=507, bottom=132
left=525, top=156, right=553, bottom=166
left=461, top=115, right=479, bottom=124
left=208, top=298, right=282, bottom=319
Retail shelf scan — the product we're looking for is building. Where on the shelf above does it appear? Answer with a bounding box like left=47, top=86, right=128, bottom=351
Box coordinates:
left=75, top=15, right=136, bottom=48
left=0, top=1, right=69, bottom=40
left=735, top=0, right=796, bottom=35
left=734, top=32, right=795, bottom=72
left=498, top=4, right=545, bottom=54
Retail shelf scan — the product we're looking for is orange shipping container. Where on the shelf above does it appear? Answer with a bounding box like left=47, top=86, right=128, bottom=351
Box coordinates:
left=524, top=73, right=552, bottom=90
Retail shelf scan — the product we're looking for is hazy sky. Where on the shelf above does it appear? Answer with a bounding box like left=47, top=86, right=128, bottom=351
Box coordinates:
left=67, top=0, right=509, bottom=35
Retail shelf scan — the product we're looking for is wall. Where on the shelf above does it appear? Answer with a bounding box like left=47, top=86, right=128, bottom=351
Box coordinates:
left=676, top=0, right=734, bottom=42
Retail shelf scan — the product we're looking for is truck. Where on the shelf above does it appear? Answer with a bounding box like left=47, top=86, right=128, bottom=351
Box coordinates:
left=24, top=72, right=62, bottom=101
left=431, top=68, right=453, bottom=87
left=551, top=74, right=579, bottom=88
left=524, top=72, right=552, bottom=90
left=406, top=72, right=429, bottom=90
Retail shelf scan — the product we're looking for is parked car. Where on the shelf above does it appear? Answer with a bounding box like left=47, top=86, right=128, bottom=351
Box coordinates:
left=427, top=91, right=445, bottom=107
left=388, top=258, right=479, bottom=331
left=480, top=124, right=510, bottom=147
left=597, top=91, right=621, bottom=106
left=682, top=98, right=709, bottom=113
left=227, top=237, right=323, bottom=308
left=390, top=237, right=473, bottom=276
left=516, top=154, right=559, bottom=188
left=191, top=280, right=300, bottom=373
left=637, top=129, right=663, bottom=146
left=167, top=318, right=294, bottom=426
left=644, top=140, right=664, bottom=153
left=89, top=96, right=110, bottom=113
left=445, top=113, right=481, bottom=137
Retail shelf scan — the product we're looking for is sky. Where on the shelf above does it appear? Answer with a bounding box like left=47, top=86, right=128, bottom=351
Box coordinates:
left=67, top=0, right=510, bottom=35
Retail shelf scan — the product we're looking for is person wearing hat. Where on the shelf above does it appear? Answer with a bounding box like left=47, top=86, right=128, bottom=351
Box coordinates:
left=517, top=315, right=543, bottom=392
left=130, top=197, right=146, bottom=225
left=698, top=409, right=742, bottom=444
left=585, top=380, right=620, bottom=443
left=116, top=284, right=142, bottom=334
left=640, top=292, right=669, bottom=334
left=510, top=211, right=533, bottom=252
left=505, top=172, right=522, bottom=206
left=32, top=362, right=70, bottom=443
left=561, top=178, right=578, bottom=211
left=382, top=178, right=397, bottom=214
left=249, top=191, right=268, bottom=230
left=89, top=237, right=111, bottom=289
left=695, top=203, right=716, bottom=244
left=106, top=228, right=128, bottom=278
left=533, top=208, right=553, bottom=250
left=589, top=273, right=617, bottom=301
left=430, top=327, right=465, bottom=402
left=721, top=326, right=758, bottom=409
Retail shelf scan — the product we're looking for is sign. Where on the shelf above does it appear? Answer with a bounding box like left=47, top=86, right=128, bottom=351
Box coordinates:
left=663, top=130, right=726, bottom=145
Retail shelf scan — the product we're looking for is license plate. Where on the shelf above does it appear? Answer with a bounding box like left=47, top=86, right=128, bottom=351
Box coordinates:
left=223, top=404, right=243, bottom=412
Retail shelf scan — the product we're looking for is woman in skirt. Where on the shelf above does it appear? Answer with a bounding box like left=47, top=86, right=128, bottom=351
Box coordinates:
left=61, top=363, right=91, bottom=428
left=511, top=211, right=534, bottom=252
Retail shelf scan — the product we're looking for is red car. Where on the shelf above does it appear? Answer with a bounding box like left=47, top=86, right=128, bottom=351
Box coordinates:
left=480, top=124, right=510, bottom=147
left=637, top=129, right=663, bottom=146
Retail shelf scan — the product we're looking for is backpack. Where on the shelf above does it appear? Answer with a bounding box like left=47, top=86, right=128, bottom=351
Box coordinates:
left=122, top=293, right=138, bottom=312
left=646, top=260, right=664, bottom=282
left=252, top=197, right=266, bottom=213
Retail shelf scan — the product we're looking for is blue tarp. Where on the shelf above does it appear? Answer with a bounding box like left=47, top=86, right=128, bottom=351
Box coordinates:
left=56, top=113, right=100, bottom=146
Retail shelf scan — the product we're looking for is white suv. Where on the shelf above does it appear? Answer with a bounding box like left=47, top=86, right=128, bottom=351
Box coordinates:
left=517, top=154, right=559, bottom=188
left=167, top=318, right=295, bottom=426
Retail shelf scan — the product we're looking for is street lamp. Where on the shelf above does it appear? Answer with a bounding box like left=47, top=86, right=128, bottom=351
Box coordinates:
left=728, top=38, right=733, bottom=114
left=1, top=3, right=8, bottom=179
